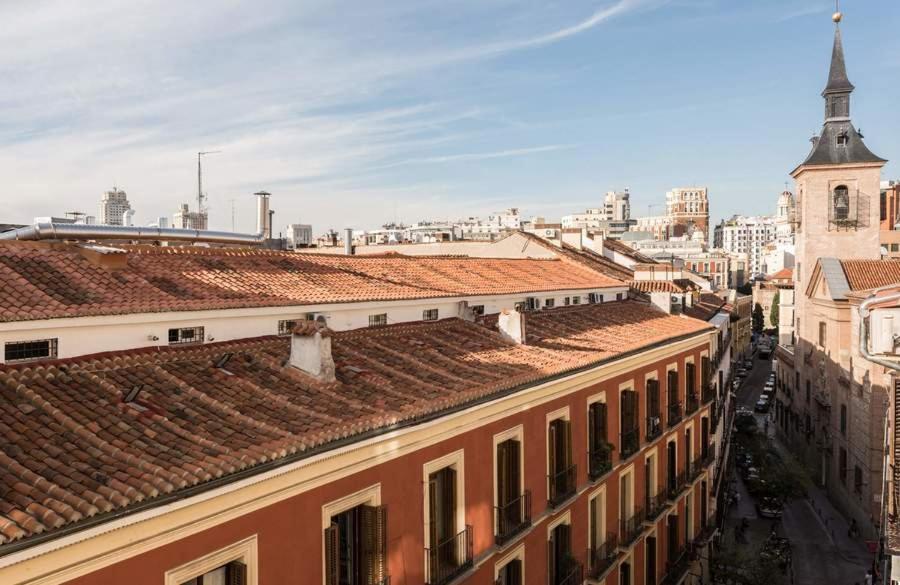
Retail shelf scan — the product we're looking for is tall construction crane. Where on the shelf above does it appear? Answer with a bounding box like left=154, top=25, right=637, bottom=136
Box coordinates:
left=197, top=150, right=222, bottom=214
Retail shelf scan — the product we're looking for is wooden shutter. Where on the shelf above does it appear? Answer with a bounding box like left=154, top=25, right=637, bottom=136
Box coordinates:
left=686, top=363, right=695, bottom=393
left=498, top=558, right=522, bottom=585
left=588, top=402, right=607, bottom=453
left=428, top=475, right=438, bottom=552
left=548, top=420, right=558, bottom=477
left=561, top=420, right=572, bottom=468
left=324, top=524, right=340, bottom=585
left=648, top=379, right=660, bottom=417
left=361, top=505, right=387, bottom=585
left=497, top=440, right=510, bottom=509
left=701, top=356, right=710, bottom=389
left=225, top=561, right=247, bottom=585
left=589, top=496, right=598, bottom=551
left=507, top=440, right=520, bottom=504
left=668, top=370, right=678, bottom=404
left=548, top=535, right=557, bottom=585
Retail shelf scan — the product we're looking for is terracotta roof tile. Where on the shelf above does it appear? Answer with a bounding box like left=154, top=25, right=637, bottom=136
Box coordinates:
left=0, top=301, right=709, bottom=548
left=628, top=280, right=697, bottom=294
left=840, top=259, right=900, bottom=291
left=0, top=242, right=624, bottom=323
left=602, top=239, right=657, bottom=264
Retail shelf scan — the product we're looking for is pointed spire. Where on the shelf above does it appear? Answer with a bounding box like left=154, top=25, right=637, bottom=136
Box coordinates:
left=823, top=21, right=854, bottom=95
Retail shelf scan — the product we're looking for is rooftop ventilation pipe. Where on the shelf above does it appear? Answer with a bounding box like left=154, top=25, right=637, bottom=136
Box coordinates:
left=255, top=191, right=271, bottom=239
left=0, top=222, right=265, bottom=245
left=344, top=228, right=354, bottom=255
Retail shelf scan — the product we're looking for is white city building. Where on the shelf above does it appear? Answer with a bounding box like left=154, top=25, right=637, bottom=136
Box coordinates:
left=98, top=188, right=132, bottom=226
left=285, top=223, right=314, bottom=249
left=714, top=215, right=778, bottom=278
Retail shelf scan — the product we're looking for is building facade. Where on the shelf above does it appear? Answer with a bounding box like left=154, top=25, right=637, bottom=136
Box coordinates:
left=98, top=187, right=132, bottom=226
left=713, top=215, right=778, bottom=278
left=172, top=203, right=209, bottom=230
left=285, top=223, right=314, bottom=249
left=666, top=188, right=709, bottom=242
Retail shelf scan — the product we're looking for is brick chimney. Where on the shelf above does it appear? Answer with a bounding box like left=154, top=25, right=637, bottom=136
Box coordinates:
left=498, top=309, right=526, bottom=344
left=290, top=321, right=336, bottom=382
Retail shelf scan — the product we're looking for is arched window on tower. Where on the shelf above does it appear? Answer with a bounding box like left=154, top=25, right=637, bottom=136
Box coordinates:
left=833, top=185, right=850, bottom=222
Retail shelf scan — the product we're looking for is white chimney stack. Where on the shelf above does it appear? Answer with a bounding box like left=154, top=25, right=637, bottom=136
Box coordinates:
left=498, top=309, right=526, bottom=344
left=344, top=228, right=354, bottom=255
left=289, top=321, right=336, bottom=382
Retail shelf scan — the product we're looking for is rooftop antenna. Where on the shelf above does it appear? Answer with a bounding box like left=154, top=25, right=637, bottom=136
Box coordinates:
left=197, top=150, right=222, bottom=215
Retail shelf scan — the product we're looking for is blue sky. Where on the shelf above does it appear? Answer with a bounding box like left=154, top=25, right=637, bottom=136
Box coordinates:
left=0, top=0, right=898, bottom=234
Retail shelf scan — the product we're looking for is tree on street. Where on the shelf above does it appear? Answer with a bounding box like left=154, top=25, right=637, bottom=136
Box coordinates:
left=752, top=302, right=765, bottom=334
left=770, top=292, right=779, bottom=329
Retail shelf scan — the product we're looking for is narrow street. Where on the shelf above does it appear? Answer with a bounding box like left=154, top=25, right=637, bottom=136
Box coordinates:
left=724, top=350, right=872, bottom=585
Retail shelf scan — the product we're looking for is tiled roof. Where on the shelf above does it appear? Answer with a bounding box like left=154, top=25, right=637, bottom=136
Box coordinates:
left=768, top=268, right=793, bottom=281
left=558, top=244, right=634, bottom=281
left=840, top=259, right=900, bottom=292
left=0, top=301, right=710, bottom=549
left=628, top=280, right=696, bottom=294
left=602, top=239, right=658, bottom=264
left=0, top=242, right=624, bottom=323
left=683, top=293, right=727, bottom=322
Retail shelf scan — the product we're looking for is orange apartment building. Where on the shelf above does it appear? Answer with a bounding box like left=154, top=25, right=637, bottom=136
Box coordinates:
left=0, top=241, right=727, bottom=585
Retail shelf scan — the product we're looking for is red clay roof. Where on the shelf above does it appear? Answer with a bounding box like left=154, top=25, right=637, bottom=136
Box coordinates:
left=683, top=293, right=727, bottom=321
left=629, top=280, right=692, bottom=294
left=0, top=301, right=710, bottom=548
left=768, top=268, right=793, bottom=281
left=0, top=242, right=624, bottom=323
left=602, top=238, right=657, bottom=264
left=840, top=259, right=900, bottom=291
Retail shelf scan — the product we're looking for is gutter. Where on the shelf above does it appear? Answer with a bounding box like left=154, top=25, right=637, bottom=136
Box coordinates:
left=0, top=328, right=712, bottom=560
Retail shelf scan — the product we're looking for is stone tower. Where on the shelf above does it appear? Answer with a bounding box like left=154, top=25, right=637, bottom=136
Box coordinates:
left=792, top=13, right=886, bottom=297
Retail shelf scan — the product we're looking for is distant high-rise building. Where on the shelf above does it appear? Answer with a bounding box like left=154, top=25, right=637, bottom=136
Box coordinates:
left=713, top=215, right=777, bottom=277
left=561, top=190, right=635, bottom=239
left=98, top=188, right=132, bottom=226
left=666, top=187, right=709, bottom=241
left=172, top=203, right=208, bottom=230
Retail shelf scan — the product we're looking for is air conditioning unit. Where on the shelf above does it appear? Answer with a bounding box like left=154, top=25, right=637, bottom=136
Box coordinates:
left=871, top=311, right=900, bottom=355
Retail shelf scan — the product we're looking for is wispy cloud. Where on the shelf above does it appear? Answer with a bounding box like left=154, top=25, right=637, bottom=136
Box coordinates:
left=381, top=144, right=577, bottom=167
left=776, top=4, right=829, bottom=22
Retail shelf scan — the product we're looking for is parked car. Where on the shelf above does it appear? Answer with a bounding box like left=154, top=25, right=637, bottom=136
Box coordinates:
left=755, top=398, right=770, bottom=413
left=737, top=368, right=748, bottom=377
left=743, top=359, right=753, bottom=368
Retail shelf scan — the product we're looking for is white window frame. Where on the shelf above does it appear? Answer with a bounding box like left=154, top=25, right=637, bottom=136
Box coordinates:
left=423, top=449, right=466, bottom=560
left=547, top=508, right=572, bottom=536
left=645, top=447, right=658, bottom=502
left=320, top=484, right=382, bottom=585
left=685, top=486, right=694, bottom=541
left=587, top=485, right=607, bottom=551
left=619, top=462, right=636, bottom=521
left=619, top=552, right=635, bottom=585
left=493, top=425, right=525, bottom=535
left=164, top=535, right=258, bottom=585
left=494, top=543, right=526, bottom=580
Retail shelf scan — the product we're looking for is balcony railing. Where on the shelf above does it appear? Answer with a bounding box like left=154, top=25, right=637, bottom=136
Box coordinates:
left=646, top=414, right=662, bottom=442
left=586, top=533, right=620, bottom=579
left=554, top=556, right=584, bottom=585
left=588, top=444, right=613, bottom=481
left=667, top=402, right=682, bottom=428
left=618, top=507, right=646, bottom=547
left=688, top=457, right=702, bottom=481
left=701, top=445, right=715, bottom=468
left=425, top=525, right=473, bottom=585
left=666, top=469, right=688, bottom=501
left=548, top=464, right=577, bottom=508
left=661, top=544, right=692, bottom=585
left=494, top=491, right=531, bottom=546
left=620, top=427, right=640, bottom=460
left=645, top=490, right=668, bottom=522
left=685, top=391, right=699, bottom=415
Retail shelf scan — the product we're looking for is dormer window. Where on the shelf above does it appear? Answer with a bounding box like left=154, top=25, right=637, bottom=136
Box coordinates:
left=836, top=130, right=849, bottom=147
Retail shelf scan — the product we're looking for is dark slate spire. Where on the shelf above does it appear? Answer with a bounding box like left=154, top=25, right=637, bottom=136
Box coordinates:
left=823, top=26, right=854, bottom=96
left=798, top=11, right=885, bottom=167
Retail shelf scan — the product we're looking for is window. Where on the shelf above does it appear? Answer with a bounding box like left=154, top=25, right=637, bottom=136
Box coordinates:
left=854, top=466, right=863, bottom=493
left=588, top=293, right=602, bottom=304
left=278, top=319, right=299, bottom=336
left=839, top=448, right=848, bottom=483
left=563, top=297, right=571, bottom=306
left=818, top=321, right=827, bottom=347
left=646, top=378, right=661, bottom=440
left=806, top=380, right=811, bottom=404
left=470, top=305, right=485, bottom=317
left=168, top=327, right=204, bottom=345
left=548, top=520, right=576, bottom=585
left=616, top=293, right=624, bottom=301
left=836, top=131, right=849, bottom=146
left=572, top=296, right=581, bottom=305
left=544, top=298, right=555, bottom=309
left=840, top=405, right=847, bottom=436
left=495, top=432, right=528, bottom=545
left=495, top=557, right=523, bottom=585
left=425, top=452, right=471, bottom=585
left=620, top=390, right=639, bottom=459
left=4, top=338, right=58, bottom=363
left=881, top=192, right=888, bottom=222
left=423, top=309, right=439, bottom=321
left=588, top=401, right=611, bottom=479
left=166, top=536, right=256, bottom=585
left=368, top=313, right=388, bottom=327
left=893, top=244, right=900, bottom=253
left=833, top=186, right=850, bottom=221
left=548, top=415, right=575, bottom=507
left=324, top=504, right=387, bottom=585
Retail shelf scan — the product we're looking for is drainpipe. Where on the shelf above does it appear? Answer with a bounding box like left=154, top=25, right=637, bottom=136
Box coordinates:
left=857, top=285, right=900, bottom=580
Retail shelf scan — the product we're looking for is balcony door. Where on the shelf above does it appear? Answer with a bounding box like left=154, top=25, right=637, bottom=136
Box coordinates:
left=620, top=390, right=639, bottom=457
left=548, top=523, right=572, bottom=585
left=325, top=504, right=387, bottom=585
left=666, top=441, right=677, bottom=493
left=496, top=438, right=523, bottom=542
left=428, top=467, right=458, bottom=577
left=588, top=402, right=610, bottom=479
left=496, top=559, right=522, bottom=585
left=646, top=536, right=657, bottom=585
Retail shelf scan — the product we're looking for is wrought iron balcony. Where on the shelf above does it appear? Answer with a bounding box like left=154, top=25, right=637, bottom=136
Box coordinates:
left=666, top=469, right=688, bottom=501
left=645, top=490, right=669, bottom=522
left=702, top=384, right=715, bottom=404
left=646, top=414, right=662, bottom=442
left=553, top=556, right=583, bottom=585
left=494, top=491, right=531, bottom=546
left=619, top=427, right=640, bottom=460
left=548, top=464, right=577, bottom=508
left=618, top=507, right=646, bottom=548
left=588, top=444, right=613, bottom=481
left=661, top=544, right=692, bottom=585
left=667, top=402, right=683, bottom=428
left=425, top=525, right=473, bottom=585
left=688, top=457, right=702, bottom=481
left=586, top=533, right=619, bottom=579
